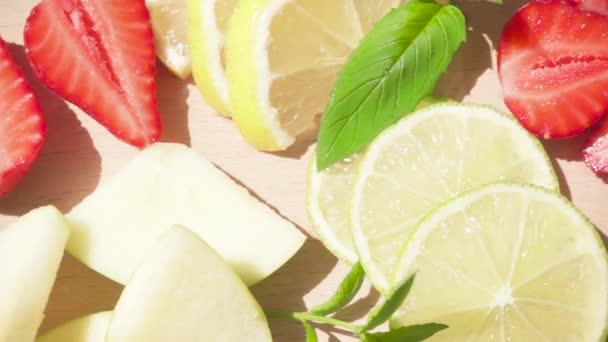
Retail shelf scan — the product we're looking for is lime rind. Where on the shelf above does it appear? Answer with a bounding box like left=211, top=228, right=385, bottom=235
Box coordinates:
left=350, top=103, right=560, bottom=294
left=306, top=155, right=358, bottom=265
left=390, top=182, right=608, bottom=341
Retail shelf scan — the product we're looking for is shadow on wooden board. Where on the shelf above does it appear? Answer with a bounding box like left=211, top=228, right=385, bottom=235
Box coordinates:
left=435, top=0, right=529, bottom=101
left=0, top=43, right=102, bottom=215
left=157, top=63, right=192, bottom=146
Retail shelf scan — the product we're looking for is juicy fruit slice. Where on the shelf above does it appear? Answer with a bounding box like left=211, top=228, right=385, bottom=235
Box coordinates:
left=188, top=0, right=237, bottom=115
left=24, top=0, right=161, bottom=147
left=226, top=0, right=401, bottom=150
left=307, top=154, right=360, bottom=264
left=498, top=0, right=608, bottom=139
left=0, top=36, right=46, bottom=197
left=106, top=225, right=272, bottom=342
left=0, top=206, right=70, bottom=342
left=146, top=0, right=191, bottom=79
left=307, top=97, right=445, bottom=264
left=66, top=143, right=305, bottom=286
left=351, top=103, right=558, bottom=294
left=392, top=183, right=608, bottom=341
left=37, top=311, right=112, bottom=342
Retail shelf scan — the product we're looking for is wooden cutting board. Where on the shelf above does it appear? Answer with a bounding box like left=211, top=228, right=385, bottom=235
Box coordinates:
left=1, top=1, right=606, bottom=341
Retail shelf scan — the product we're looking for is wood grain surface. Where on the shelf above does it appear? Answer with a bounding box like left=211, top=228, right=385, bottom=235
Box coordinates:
left=1, top=1, right=607, bottom=341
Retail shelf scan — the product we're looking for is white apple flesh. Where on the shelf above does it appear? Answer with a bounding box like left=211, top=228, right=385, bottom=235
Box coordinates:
left=106, top=225, right=272, bottom=342
left=66, top=143, right=306, bottom=286
left=37, top=311, right=112, bottom=342
left=0, top=206, right=70, bottom=342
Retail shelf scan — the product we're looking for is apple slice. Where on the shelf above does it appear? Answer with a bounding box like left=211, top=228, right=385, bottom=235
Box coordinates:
left=66, top=143, right=306, bottom=286
left=37, top=311, right=111, bottom=342
left=106, top=225, right=272, bottom=342
left=0, top=206, right=70, bottom=341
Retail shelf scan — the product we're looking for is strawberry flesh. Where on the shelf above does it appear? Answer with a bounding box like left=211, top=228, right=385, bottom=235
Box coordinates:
left=498, top=0, right=608, bottom=139
left=0, top=36, right=45, bottom=197
left=24, top=0, right=160, bottom=147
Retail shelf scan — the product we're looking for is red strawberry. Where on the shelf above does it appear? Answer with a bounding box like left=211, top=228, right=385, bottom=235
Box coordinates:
left=0, top=36, right=45, bottom=197
left=498, top=0, right=608, bottom=139
left=24, top=0, right=161, bottom=148
left=569, top=0, right=608, bottom=15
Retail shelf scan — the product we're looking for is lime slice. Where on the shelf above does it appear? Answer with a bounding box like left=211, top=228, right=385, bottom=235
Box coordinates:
left=146, top=0, right=191, bottom=79
left=391, top=183, right=608, bottom=341
left=307, top=154, right=360, bottom=264
left=307, top=97, right=445, bottom=264
left=225, top=0, right=401, bottom=151
left=188, top=0, right=237, bottom=115
left=37, top=312, right=112, bottom=342
left=351, top=103, right=559, bottom=293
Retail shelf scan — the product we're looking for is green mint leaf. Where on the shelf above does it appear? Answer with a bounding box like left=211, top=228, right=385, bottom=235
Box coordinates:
left=359, top=274, right=416, bottom=333
left=310, top=262, right=365, bottom=316
left=361, top=333, right=381, bottom=342
left=316, top=0, right=466, bottom=170
left=363, top=323, right=448, bottom=342
left=302, top=320, right=318, bottom=342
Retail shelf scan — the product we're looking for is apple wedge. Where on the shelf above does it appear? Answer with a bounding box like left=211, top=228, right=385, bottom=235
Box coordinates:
left=66, top=143, right=305, bottom=286
left=37, top=311, right=111, bottom=342
left=0, top=206, right=70, bottom=341
left=106, top=225, right=272, bottom=342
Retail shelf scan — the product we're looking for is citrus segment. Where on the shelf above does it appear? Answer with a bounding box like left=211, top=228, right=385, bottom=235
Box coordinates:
left=351, top=103, right=558, bottom=293
left=391, top=183, right=608, bottom=341
left=146, top=0, right=191, bottom=79
left=226, top=0, right=401, bottom=150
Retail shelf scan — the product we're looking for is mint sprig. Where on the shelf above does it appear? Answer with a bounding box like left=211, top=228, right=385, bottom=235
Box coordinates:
left=316, top=0, right=466, bottom=170
left=358, top=274, right=416, bottom=333
left=310, top=262, right=365, bottom=316
left=267, top=264, right=445, bottom=341
left=362, top=324, right=449, bottom=342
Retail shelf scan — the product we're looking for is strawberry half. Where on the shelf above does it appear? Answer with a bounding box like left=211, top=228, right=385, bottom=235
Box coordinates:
left=498, top=0, right=608, bottom=139
left=24, top=0, right=161, bottom=147
left=0, top=36, right=45, bottom=197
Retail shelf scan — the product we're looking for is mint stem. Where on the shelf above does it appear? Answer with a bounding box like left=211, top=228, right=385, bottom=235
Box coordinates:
left=266, top=311, right=361, bottom=332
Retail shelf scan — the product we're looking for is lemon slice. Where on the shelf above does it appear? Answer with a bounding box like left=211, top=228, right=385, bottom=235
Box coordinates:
left=351, top=103, right=559, bottom=293
left=226, top=0, right=402, bottom=151
left=391, top=183, right=608, bottom=341
left=37, top=312, right=112, bottom=342
left=188, top=0, right=237, bottom=115
left=146, top=0, right=191, bottom=79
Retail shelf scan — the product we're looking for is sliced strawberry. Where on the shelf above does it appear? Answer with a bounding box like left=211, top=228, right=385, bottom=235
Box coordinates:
left=569, top=0, right=608, bottom=15
left=24, top=0, right=160, bottom=147
left=498, top=0, right=608, bottom=139
left=0, top=36, right=45, bottom=197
